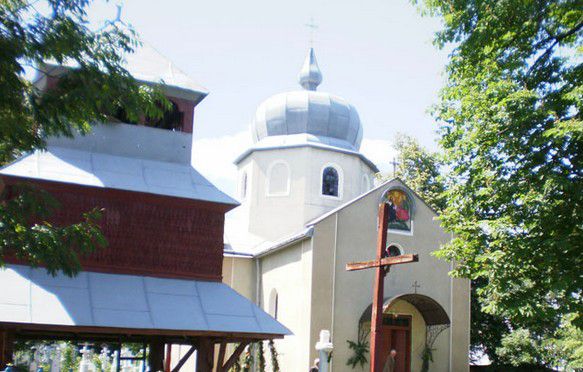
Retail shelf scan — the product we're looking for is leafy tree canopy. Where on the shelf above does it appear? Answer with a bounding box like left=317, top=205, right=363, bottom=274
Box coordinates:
left=416, top=0, right=582, bottom=333
left=0, top=0, right=166, bottom=275
left=390, top=133, right=446, bottom=212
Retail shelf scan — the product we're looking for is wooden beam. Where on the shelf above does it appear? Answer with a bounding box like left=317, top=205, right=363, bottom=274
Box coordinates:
left=370, top=203, right=390, bottom=372
left=164, top=344, right=172, bottom=372
left=171, top=345, right=195, bottom=372
left=0, top=322, right=285, bottom=340
left=221, top=342, right=249, bottom=372
left=346, top=254, right=418, bottom=271
left=0, top=331, right=14, bottom=370
left=196, top=339, right=215, bottom=372
left=148, top=336, right=165, bottom=372
left=216, top=342, right=226, bottom=372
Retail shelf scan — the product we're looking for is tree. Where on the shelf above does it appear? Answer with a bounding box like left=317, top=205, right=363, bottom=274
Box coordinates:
left=384, top=134, right=510, bottom=363
left=0, top=0, right=165, bottom=275
left=416, top=0, right=582, bottom=327
left=391, top=134, right=446, bottom=212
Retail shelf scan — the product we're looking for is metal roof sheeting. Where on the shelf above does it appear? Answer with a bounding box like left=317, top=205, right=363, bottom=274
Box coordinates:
left=0, top=265, right=290, bottom=336
left=0, top=124, right=238, bottom=206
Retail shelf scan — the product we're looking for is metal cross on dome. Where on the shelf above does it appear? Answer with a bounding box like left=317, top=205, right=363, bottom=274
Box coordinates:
left=305, top=17, right=319, bottom=47
left=346, top=203, right=419, bottom=371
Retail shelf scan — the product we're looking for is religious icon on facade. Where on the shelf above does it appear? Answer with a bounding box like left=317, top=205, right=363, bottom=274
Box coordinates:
left=383, top=189, right=412, bottom=231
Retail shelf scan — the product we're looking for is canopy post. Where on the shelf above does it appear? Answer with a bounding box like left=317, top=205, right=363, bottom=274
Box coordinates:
left=148, top=336, right=165, bottom=371
left=0, top=330, right=14, bottom=370
left=196, top=339, right=215, bottom=372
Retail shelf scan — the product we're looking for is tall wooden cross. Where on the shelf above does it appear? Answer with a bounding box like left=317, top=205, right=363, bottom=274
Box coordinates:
left=346, top=203, right=419, bottom=372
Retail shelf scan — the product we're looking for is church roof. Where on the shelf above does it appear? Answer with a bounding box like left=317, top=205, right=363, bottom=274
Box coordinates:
left=38, top=31, right=208, bottom=103
left=249, top=48, right=364, bottom=152
left=0, top=264, right=290, bottom=337
left=0, top=123, right=238, bottom=206
left=233, top=134, right=378, bottom=172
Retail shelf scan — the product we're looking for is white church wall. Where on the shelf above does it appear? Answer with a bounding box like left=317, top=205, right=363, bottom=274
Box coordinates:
left=222, top=256, right=255, bottom=301
left=451, top=276, right=471, bottom=371
left=239, top=146, right=376, bottom=242
left=309, top=215, right=338, bottom=367
left=259, top=239, right=313, bottom=372
left=244, top=148, right=310, bottom=241
left=312, top=179, right=468, bottom=372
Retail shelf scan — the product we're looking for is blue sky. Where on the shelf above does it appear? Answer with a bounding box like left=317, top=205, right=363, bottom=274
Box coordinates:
left=87, top=0, right=448, bottom=196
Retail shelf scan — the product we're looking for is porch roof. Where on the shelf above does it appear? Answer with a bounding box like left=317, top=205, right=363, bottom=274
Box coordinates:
left=0, top=265, right=290, bottom=339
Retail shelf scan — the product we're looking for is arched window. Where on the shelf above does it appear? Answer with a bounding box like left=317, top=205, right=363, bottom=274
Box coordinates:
left=240, top=171, right=248, bottom=199
left=268, top=289, right=279, bottom=320
left=267, top=161, right=290, bottom=196
left=322, top=166, right=339, bottom=197
left=385, top=244, right=402, bottom=257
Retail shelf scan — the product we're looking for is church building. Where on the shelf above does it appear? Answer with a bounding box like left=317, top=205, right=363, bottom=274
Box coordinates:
left=223, top=49, right=471, bottom=372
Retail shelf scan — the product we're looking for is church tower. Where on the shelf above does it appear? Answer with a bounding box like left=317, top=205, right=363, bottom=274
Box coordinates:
left=233, top=49, right=378, bottom=241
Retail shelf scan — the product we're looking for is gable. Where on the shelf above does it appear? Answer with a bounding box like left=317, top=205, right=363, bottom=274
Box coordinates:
left=307, top=178, right=439, bottom=228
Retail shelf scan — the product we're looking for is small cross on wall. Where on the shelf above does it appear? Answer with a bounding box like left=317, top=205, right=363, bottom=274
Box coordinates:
left=411, top=280, right=421, bottom=294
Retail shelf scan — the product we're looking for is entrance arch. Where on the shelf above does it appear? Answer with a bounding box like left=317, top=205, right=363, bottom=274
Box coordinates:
left=358, top=294, right=450, bottom=372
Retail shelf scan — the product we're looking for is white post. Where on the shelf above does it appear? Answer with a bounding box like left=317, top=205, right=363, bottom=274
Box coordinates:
left=315, top=330, right=334, bottom=372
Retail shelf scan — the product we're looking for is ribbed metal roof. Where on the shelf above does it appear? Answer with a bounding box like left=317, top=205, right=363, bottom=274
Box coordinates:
left=0, top=123, right=238, bottom=206
left=250, top=48, right=363, bottom=151
left=0, top=265, right=290, bottom=336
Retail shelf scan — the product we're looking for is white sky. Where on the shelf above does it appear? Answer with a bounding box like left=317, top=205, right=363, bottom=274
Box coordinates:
left=85, top=0, right=448, bottom=197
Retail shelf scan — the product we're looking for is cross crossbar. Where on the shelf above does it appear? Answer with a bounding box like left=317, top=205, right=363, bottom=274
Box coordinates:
left=345, top=254, right=418, bottom=271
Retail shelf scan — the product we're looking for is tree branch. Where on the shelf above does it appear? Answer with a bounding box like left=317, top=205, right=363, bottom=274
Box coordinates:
left=527, top=19, right=583, bottom=77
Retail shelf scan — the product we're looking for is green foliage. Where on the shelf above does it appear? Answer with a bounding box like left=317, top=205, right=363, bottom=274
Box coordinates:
left=497, top=328, right=541, bottom=366
left=0, top=184, right=106, bottom=276
left=469, top=278, right=511, bottom=364
left=241, top=344, right=254, bottom=372
left=417, top=0, right=583, bottom=345
left=346, top=339, right=368, bottom=369
left=420, top=345, right=434, bottom=372
left=0, top=0, right=166, bottom=275
left=61, top=342, right=80, bottom=372
left=497, top=314, right=583, bottom=370
left=390, top=133, right=446, bottom=212
left=257, top=341, right=266, bottom=371
left=268, top=339, right=280, bottom=372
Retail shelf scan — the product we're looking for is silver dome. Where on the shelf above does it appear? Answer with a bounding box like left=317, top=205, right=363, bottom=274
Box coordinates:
left=251, top=48, right=363, bottom=151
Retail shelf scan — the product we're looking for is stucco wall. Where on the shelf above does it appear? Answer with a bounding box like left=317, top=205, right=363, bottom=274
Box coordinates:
left=237, top=147, right=375, bottom=241
left=259, top=240, right=313, bottom=371
left=222, top=256, right=256, bottom=300
left=312, top=180, right=469, bottom=372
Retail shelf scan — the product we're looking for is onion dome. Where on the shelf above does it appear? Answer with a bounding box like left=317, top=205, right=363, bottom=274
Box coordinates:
left=251, top=48, right=363, bottom=151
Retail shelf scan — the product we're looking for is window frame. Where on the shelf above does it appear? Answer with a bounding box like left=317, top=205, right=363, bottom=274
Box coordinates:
left=266, top=160, right=291, bottom=197
left=320, top=163, right=343, bottom=200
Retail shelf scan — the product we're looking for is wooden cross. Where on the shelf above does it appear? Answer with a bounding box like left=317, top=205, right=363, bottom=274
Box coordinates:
left=346, top=203, right=418, bottom=372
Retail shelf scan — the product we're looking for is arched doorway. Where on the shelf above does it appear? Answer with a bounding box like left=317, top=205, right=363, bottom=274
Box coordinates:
left=359, top=294, right=450, bottom=372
